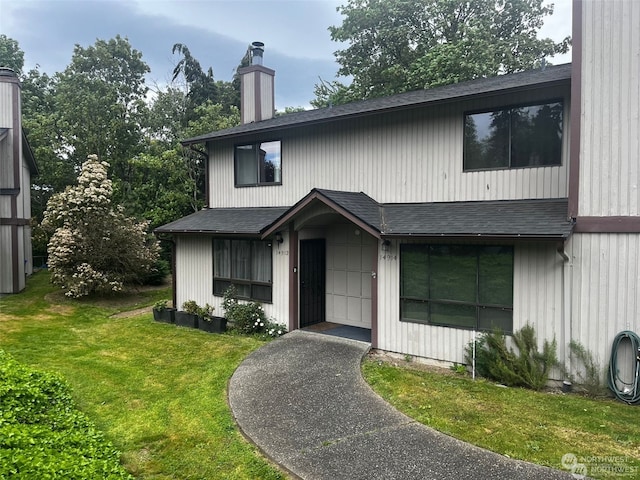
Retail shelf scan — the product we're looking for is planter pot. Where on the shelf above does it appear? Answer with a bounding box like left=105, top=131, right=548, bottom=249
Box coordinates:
left=199, top=316, right=227, bottom=333
left=174, top=311, right=199, bottom=328
left=153, top=308, right=175, bottom=324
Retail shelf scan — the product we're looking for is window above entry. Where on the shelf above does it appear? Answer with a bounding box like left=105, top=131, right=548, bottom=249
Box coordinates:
left=235, top=140, right=281, bottom=186
left=463, top=100, right=563, bottom=171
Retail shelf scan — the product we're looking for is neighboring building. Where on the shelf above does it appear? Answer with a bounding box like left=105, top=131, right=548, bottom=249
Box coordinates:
left=157, top=0, right=639, bottom=376
left=0, top=68, right=38, bottom=294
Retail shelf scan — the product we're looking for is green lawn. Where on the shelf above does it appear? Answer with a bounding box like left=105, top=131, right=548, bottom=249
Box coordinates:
left=362, top=357, right=640, bottom=479
left=4, top=272, right=639, bottom=480
left=0, top=271, right=284, bottom=479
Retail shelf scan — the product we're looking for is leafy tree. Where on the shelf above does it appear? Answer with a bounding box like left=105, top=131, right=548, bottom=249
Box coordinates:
left=42, top=155, right=159, bottom=297
left=171, top=43, right=218, bottom=123
left=170, top=43, right=247, bottom=122
left=145, top=85, right=188, bottom=146
left=124, top=149, right=197, bottom=229
left=0, top=34, right=24, bottom=74
left=314, top=0, right=570, bottom=106
left=141, top=87, right=241, bottom=219
left=21, top=68, right=75, bottom=221
left=6, top=34, right=246, bottom=257
left=54, top=36, right=150, bottom=197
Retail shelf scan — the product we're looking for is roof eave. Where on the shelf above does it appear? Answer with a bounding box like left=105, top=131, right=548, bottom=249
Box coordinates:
left=181, top=69, right=571, bottom=146
left=22, top=129, right=38, bottom=176
left=154, top=228, right=263, bottom=236
left=380, top=233, right=572, bottom=241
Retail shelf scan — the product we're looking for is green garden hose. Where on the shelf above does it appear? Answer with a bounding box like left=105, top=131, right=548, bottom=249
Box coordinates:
left=607, top=330, right=640, bottom=405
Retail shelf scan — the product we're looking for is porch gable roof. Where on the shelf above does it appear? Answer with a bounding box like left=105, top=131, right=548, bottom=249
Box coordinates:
left=261, top=189, right=383, bottom=239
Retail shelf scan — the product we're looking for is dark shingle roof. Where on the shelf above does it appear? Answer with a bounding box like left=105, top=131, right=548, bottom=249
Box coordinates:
left=154, top=207, right=289, bottom=235
left=382, top=198, right=572, bottom=238
left=163, top=192, right=572, bottom=240
left=182, top=64, right=571, bottom=145
left=314, top=189, right=382, bottom=230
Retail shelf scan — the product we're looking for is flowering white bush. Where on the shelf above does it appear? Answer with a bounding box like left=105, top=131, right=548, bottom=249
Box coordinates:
left=222, top=286, right=287, bottom=338
left=42, top=155, right=159, bottom=297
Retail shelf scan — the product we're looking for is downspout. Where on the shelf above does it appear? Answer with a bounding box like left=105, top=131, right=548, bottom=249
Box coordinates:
left=557, top=243, right=573, bottom=377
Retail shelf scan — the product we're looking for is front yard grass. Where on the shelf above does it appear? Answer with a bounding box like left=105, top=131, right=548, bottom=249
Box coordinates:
left=4, top=271, right=639, bottom=479
left=362, top=356, right=640, bottom=479
left=0, top=271, right=284, bottom=479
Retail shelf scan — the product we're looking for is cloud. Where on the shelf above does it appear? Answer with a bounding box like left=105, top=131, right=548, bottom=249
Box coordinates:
left=2, top=0, right=571, bottom=109
left=2, top=0, right=342, bottom=108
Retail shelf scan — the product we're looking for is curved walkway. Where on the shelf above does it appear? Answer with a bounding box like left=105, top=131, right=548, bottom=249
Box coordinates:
left=228, top=330, right=573, bottom=480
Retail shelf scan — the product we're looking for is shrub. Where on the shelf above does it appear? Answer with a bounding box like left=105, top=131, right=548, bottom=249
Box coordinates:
left=181, top=300, right=214, bottom=319
left=0, top=349, right=133, bottom=479
left=153, top=299, right=169, bottom=311
left=41, top=155, right=159, bottom=298
left=181, top=300, right=200, bottom=315
left=222, top=286, right=286, bottom=337
left=141, top=258, right=170, bottom=286
left=563, top=340, right=607, bottom=397
left=465, top=324, right=558, bottom=391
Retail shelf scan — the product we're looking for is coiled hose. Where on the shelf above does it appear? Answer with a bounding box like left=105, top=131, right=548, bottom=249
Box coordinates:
left=607, top=330, right=640, bottom=405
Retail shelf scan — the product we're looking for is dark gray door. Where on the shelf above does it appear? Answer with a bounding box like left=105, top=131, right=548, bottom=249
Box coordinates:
left=300, top=239, right=325, bottom=328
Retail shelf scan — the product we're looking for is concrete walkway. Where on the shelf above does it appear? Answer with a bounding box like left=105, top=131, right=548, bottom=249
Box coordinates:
left=228, top=330, right=573, bottom=480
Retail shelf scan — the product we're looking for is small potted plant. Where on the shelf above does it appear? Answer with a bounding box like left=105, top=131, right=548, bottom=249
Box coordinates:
left=175, top=300, right=200, bottom=328
left=198, top=304, right=227, bottom=333
left=152, top=300, right=175, bottom=324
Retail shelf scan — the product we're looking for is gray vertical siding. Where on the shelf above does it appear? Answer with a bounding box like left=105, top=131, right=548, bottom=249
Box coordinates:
left=375, top=239, right=565, bottom=369
left=174, top=235, right=289, bottom=327
left=568, top=234, right=640, bottom=382
left=579, top=0, right=640, bottom=216
left=208, top=85, right=570, bottom=209
left=567, top=0, right=640, bottom=382
left=0, top=73, right=31, bottom=293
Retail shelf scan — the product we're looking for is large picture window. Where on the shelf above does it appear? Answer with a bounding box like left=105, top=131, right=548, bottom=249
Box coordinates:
left=235, top=140, right=281, bottom=186
left=400, top=244, right=513, bottom=332
left=463, top=101, right=563, bottom=171
left=213, top=239, right=272, bottom=302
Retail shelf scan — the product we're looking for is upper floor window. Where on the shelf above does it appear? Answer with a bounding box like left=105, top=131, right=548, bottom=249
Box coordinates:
left=235, top=140, right=281, bottom=186
left=463, top=101, right=563, bottom=171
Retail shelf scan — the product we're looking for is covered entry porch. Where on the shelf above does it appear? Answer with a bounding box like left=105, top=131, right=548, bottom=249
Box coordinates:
left=263, top=189, right=381, bottom=345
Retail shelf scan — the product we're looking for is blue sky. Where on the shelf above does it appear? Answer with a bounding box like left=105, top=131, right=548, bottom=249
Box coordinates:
left=1, top=0, right=572, bottom=109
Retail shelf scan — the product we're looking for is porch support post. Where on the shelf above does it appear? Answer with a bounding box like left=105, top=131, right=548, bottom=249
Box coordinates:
left=288, top=224, right=299, bottom=331
left=371, top=240, right=379, bottom=348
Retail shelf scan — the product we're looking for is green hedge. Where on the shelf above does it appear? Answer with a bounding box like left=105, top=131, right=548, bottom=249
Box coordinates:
left=0, top=349, right=133, bottom=479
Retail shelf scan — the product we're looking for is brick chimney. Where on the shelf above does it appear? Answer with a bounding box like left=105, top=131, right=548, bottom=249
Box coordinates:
left=238, top=41, right=275, bottom=124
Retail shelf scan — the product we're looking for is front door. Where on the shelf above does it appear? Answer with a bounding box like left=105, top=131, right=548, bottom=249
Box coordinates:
left=299, top=239, right=326, bottom=328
